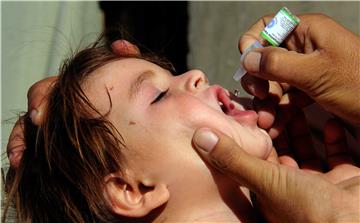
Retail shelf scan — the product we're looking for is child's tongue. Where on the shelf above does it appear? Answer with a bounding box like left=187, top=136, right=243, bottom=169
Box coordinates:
left=217, top=87, right=258, bottom=122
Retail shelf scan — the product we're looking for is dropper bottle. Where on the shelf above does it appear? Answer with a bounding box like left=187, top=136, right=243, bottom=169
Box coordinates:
left=233, top=7, right=301, bottom=81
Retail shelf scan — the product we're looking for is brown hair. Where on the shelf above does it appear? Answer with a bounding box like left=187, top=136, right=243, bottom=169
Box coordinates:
left=3, top=37, right=175, bottom=223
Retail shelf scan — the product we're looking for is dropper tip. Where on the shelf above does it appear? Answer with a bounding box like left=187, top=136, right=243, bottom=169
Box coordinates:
left=233, top=66, right=247, bottom=81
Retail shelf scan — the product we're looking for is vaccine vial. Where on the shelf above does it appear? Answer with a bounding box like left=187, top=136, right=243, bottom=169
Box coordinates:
left=233, top=7, right=300, bottom=81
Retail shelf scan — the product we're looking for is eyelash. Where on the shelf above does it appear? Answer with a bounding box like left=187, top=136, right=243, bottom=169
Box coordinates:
left=151, top=89, right=169, bottom=104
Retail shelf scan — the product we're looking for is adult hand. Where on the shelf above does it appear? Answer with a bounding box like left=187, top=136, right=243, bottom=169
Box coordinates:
left=7, top=76, right=57, bottom=169
left=192, top=119, right=360, bottom=223
left=239, top=14, right=360, bottom=126
left=240, top=78, right=312, bottom=139
left=7, top=40, right=140, bottom=169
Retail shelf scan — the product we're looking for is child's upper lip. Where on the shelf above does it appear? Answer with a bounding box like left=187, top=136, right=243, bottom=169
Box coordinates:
left=207, top=84, right=236, bottom=114
left=207, top=85, right=259, bottom=120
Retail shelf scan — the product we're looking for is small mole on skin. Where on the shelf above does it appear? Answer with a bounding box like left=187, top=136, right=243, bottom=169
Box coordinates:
left=129, top=121, right=136, bottom=125
left=108, top=86, right=114, bottom=91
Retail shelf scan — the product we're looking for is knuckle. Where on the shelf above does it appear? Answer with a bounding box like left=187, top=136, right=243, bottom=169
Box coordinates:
left=27, top=82, right=38, bottom=99
left=352, top=176, right=360, bottom=185
left=301, top=13, right=333, bottom=30
left=27, top=77, right=56, bottom=109
left=27, top=79, right=47, bottom=100
left=312, top=13, right=330, bottom=21
left=210, top=158, right=230, bottom=171
left=262, top=51, right=281, bottom=75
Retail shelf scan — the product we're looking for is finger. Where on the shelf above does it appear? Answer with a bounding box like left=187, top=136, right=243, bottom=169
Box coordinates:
left=192, top=128, right=279, bottom=195
left=241, top=75, right=284, bottom=102
left=279, top=82, right=291, bottom=92
left=7, top=118, right=25, bottom=169
left=274, top=125, right=299, bottom=169
left=286, top=88, right=314, bottom=108
left=252, top=81, right=284, bottom=130
left=267, top=94, right=298, bottom=139
left=325, top=165, right=360, bottom=184
left=253, top=97, right=276, bottom=130
left=337, top=176, right=360, bottom=195
left=278, top=155, right=299, bottom=169
left=324, top=118, right=355, bottom=169
left=267, top=81, right=284, bottom=103
left=273, top=131, right=291, bottom=156
left=266, top=147, right=279, bottom=164
left=111, top=40, right=140, bottom=56
left=27, top=76, right=57, bottom=125
left=243, top=46, right=326, bottom=92
left=335, top=118, right=360, bottom=141
left=241, top=74, right=269, bottom=100
left=267, top=89, right=312, bottom=139
left=288, top=110, right=324, bottom=173
left=238, top=15, right=273, bottom=52
left=335, top=176, right=360, bottom=221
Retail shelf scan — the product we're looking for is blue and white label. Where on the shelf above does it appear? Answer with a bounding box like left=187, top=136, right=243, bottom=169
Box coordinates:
left=261, top=7, right=300, bottom=46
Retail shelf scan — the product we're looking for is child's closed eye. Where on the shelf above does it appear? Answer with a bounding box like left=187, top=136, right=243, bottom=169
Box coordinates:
left=151, top=89, right=169, bottom=104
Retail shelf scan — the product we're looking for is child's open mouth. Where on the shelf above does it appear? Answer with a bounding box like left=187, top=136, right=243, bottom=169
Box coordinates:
left=214, top=85, right=258, bottom=121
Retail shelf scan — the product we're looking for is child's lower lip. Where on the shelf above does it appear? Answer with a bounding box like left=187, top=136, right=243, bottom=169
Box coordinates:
left=226, top=109, right=258, bottom=121
left=229, top=108, right=256, bottom=116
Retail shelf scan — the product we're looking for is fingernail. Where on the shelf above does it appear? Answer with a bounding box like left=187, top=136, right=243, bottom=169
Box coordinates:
left=244, top=51, right=261, bottom=73
left=111, top=40, right=128, bottom=52
left=111, top=40, right=124, bottom=48
left=193, top=128, right=219, bottom=153
left=30, top=109, right=38, bottom=123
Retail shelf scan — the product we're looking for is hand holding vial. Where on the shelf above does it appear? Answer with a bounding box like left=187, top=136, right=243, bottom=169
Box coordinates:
left=239, top=13, right=360, bottom=127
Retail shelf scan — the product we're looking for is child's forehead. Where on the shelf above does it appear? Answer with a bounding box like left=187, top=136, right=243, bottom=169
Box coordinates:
left=81, top=58, right=168, bottom=93
left=90, top=58, right=161, bottom=79
left=86, top=58, right=173, bottom=86
left=117, top=58, right=173, bottom=77
left=108, top=58, right=160, bottom=70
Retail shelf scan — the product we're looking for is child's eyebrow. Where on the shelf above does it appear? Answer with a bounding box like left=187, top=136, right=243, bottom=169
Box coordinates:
left=129, top=70, right=155, bottom=101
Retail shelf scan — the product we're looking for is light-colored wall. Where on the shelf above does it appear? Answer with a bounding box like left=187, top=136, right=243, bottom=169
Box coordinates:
left=188, top=1, right=360, bottom=94
left=1, top=2, right=102, bottom=162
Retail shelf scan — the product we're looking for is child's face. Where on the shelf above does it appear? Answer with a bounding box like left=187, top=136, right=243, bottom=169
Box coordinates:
left=82, top=58, right=272, bottom=187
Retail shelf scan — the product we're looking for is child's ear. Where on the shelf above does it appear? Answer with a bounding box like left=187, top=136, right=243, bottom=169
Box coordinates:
left=103, top=173, right=170, bottom=218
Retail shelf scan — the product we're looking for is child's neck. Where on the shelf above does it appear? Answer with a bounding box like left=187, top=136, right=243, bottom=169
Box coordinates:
left=153, top=174, right=259, bottom=223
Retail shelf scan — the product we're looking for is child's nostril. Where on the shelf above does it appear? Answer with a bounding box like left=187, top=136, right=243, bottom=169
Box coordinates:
left=194, top=78, right=202, bottom=88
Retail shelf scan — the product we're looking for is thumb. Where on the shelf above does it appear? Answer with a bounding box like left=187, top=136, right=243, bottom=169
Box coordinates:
left=192, top=128, right=341, bottom=223
left=243, top=47, right=326, bottom=91
left=27, top=76, right=57, bottom=125
left=192, top=128, right=278, bottom=195
left=111, top=40, right=140, bottom=56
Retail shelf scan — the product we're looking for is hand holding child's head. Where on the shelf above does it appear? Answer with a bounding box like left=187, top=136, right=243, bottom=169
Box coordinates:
left=7, top=40, right=141, bottom=170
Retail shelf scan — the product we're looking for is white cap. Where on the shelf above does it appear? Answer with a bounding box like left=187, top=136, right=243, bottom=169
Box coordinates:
left=233, top=41, right=263, bottom=81
left=233, top=65, right=247, bottom=81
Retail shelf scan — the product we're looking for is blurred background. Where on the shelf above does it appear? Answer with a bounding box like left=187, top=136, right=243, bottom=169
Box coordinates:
left=2, top=1, right=360, bottom=164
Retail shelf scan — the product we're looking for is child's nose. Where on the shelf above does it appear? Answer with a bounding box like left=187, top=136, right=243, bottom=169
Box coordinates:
left=181, top=70, right=209, bottom=93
